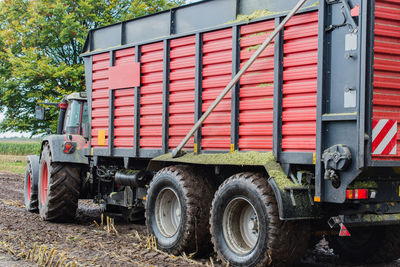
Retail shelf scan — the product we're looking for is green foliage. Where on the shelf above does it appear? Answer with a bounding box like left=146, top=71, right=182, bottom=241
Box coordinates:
left=0, top=141, right=41, bottom=155
left=0, top=0, right=184, bottom=135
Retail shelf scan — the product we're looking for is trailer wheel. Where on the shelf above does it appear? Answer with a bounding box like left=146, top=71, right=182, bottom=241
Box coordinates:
left=329, top=225, right=400, bottom=263
left=145, top=165, right=213, bottom=256
left=24, top=159, right=38, bottom=212
left=210, top=173, right=310, bottom=267
left=38, top=143, right=81, bottom=221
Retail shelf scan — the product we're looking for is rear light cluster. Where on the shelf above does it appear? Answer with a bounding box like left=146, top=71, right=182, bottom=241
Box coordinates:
left=63, top=142, right=76, bottom=154
left=346, top=189, right=369, bottom=200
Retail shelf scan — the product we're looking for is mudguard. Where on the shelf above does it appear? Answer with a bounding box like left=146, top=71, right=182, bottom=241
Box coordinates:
left=260, top=153, right=321, bottom=220
left=41, top=135, right=88, bottom=165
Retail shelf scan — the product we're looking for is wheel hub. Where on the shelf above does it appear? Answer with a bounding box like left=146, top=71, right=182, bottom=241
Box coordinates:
left=223, top=197, right=260, bottom=255
left=27, top=173, right=31, bottom=201
left=155, top=187, right=182, bottom=238
left=40, top=162, right=48, bottom=204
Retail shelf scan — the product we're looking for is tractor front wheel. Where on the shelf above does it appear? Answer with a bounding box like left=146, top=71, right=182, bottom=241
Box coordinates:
left=24, top=158, right=39, bottom=212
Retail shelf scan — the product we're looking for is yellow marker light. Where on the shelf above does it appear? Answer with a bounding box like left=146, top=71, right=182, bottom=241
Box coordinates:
left=313, top=152, right=316, bottom=165
left=314, top=196, right=321, bottom=202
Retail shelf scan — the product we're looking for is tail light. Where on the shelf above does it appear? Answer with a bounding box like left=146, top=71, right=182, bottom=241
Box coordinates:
left=63, top=142, right=76, bottom=154
left=346, top=189, right=369, bottom=200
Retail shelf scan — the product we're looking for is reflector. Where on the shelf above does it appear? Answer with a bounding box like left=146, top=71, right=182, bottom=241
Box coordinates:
left=339, top=223, right=351, bottom=237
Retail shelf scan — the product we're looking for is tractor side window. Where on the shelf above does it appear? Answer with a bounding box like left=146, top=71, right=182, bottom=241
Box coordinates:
left=82, top=102, right=89, bottom=125
left=63, top=100, right=81, bottom=134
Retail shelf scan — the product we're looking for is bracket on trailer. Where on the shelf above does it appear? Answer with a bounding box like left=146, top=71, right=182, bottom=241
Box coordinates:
left=325, top=0, right=359, bottom=32
left=329, top=213, right=400, bottom=230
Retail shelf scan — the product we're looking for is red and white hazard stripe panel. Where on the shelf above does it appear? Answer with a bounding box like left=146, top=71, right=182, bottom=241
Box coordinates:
left=372, top=119, right=398, bottom=155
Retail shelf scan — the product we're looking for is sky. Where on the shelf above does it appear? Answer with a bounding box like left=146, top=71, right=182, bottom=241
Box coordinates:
left=0, top=111, right=30, bottom=138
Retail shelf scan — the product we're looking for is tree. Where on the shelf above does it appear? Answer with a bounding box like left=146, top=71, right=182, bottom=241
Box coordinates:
left=0, top=0, right=184, bottom=135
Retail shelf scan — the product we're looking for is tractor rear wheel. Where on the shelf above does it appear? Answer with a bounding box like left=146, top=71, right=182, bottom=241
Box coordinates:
left=210, top=173, right=310, bottom=267
left=38, top=143, right=81, bottom=221
left=145, top=165, right=213, bottom=256
left=329, top=225, right=400, bottom=263
left=24, top=158, right=38, bottom=212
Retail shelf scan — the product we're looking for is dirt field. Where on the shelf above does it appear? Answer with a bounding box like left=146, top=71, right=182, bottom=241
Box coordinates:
left=0, top=171, right=399, bottom=267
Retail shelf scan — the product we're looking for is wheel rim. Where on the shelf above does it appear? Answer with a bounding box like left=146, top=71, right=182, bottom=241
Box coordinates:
left=155, top=187, right=181, bottom=238
left=27, top=173, right=31, bottom=201
left=41, top=162, right=48, bottom=204
left=223, top=197, right=259, bottom=255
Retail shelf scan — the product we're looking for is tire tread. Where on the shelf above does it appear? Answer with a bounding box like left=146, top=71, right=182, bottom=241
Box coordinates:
left=39, top=143, right=81, bottom=221
left=210, top=172, right=310, bottom=267
left=146, top=165, right=213, bottom=256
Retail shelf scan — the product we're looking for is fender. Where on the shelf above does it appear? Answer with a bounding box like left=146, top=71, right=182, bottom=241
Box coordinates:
left=260, top=154, right=321, bottom=220
left=268, top=177, right=321, bottom=220
left=41, top=135, right=89, bottom=165
left=26, top=155, right=40, bottom=191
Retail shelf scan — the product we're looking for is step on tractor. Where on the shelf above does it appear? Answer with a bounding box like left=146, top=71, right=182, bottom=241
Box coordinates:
left=24, top=0, right=400, bottom=265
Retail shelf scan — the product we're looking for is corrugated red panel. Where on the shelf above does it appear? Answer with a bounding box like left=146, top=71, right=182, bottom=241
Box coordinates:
left=140, top=42, right=164, bottom=149
left=202, top=29, right=232, bottom=151
left=169, top=36, right=196, bottom=149
left=239, top=20, right=275, bottom=151
left=113, top=48, right=135, bottom=148
left=114, top=88, right=135, bottom=148
left=282, top=11, right=318, bottom=152
left=91, top=53, right=110, bottom=148
left=372, top=0, right=400, bottom=160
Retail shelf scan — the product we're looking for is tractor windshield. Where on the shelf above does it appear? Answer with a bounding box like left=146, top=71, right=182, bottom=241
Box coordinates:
left=63, top=100, right=87, bottom=135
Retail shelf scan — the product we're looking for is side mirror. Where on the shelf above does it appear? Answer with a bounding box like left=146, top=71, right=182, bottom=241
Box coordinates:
left=35, top=106, right=45, bottom=120
left=82, top=122, right=90, bottom=140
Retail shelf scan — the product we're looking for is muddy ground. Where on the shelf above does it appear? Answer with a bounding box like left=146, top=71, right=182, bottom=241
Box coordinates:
left=0, top=172, right=399, bottom=267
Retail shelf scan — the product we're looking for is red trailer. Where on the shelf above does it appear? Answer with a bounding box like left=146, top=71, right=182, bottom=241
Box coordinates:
left=25, top=0, right=400, bottom=266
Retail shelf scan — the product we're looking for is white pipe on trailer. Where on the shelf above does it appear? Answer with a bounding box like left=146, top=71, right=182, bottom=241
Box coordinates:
left=172, top=0, right=309, bottom=158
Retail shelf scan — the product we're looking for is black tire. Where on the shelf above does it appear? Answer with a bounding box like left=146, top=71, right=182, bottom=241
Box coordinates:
left=145, top=165, right=213, bottom=256
left=24, top=159, right=38, bottom=212
left=38, top=143, right=81, bottom=221
left=329, top=225, right=400, bottom=264
left=210, top=173, right=310, bottom=267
